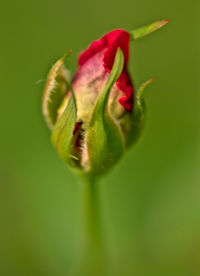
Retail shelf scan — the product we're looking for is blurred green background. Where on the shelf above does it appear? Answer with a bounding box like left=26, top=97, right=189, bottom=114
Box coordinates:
left=0, top=0, right=199, bottom=275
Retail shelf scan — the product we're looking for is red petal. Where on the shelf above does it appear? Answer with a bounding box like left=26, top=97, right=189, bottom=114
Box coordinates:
left=117, top=70, right=133, bottom=112
left=78, top=39, right=106, bottom=66
left=103, top=30, right=130, bottom=72
left=78, top=29, right=133, bottom=112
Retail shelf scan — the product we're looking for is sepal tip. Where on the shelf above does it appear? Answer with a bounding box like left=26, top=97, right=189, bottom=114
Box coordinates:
left=137, top=77, right=156, bottom=103
left=130, top=19, right=170, bottom=40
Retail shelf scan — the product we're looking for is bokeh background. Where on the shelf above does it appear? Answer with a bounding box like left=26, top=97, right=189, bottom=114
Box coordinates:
left=0, top=0, right=199, bottom=275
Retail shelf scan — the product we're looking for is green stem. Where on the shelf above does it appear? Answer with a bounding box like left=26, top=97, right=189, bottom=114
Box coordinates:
left=77, top=174, right=104, bottom=276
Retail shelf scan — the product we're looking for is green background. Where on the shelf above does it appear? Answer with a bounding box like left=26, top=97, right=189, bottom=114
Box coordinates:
left=0, top=0, right=199, bottom=275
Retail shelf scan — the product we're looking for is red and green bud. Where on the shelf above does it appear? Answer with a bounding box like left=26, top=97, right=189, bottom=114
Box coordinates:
left=42, top=20, right=168, bottom=177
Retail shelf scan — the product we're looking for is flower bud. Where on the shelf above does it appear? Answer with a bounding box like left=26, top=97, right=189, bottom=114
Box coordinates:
left=42, top=21, right=168, bottom=177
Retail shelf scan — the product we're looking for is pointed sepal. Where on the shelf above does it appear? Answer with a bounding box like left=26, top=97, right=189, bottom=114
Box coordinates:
left=86, top=48, right=125, bottom=176
left=42, top=50, right=72, bottom=129
left=130, top=20, right=169, bottom=40
left=126, top=78, right=155, bottom=148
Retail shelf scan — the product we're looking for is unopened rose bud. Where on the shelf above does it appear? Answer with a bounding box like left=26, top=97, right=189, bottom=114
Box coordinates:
left=42, top=20, right=168, bottom=177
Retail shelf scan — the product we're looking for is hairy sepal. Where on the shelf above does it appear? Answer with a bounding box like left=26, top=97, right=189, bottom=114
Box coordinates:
left=51, top=91, right=77, bottom=167
left=42, top=50, right=72, bottom=129
left=86, top=48, right=125, bottom=176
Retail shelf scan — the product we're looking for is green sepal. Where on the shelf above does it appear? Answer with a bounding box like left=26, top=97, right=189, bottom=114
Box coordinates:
left=42, top=50, right=72, bottom=129
left=130, top=20, right=169, bottom=40
left=51, top=90, right=77, bottom=167
left=126, top=78, right=155, bottom=148
left=86, top=48, right=125, bottom=176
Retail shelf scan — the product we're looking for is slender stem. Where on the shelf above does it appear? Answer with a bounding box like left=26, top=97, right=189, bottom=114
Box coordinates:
left=77, top=174, right=104, bottom=276
left=81, top=175, right=101, bottom=247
